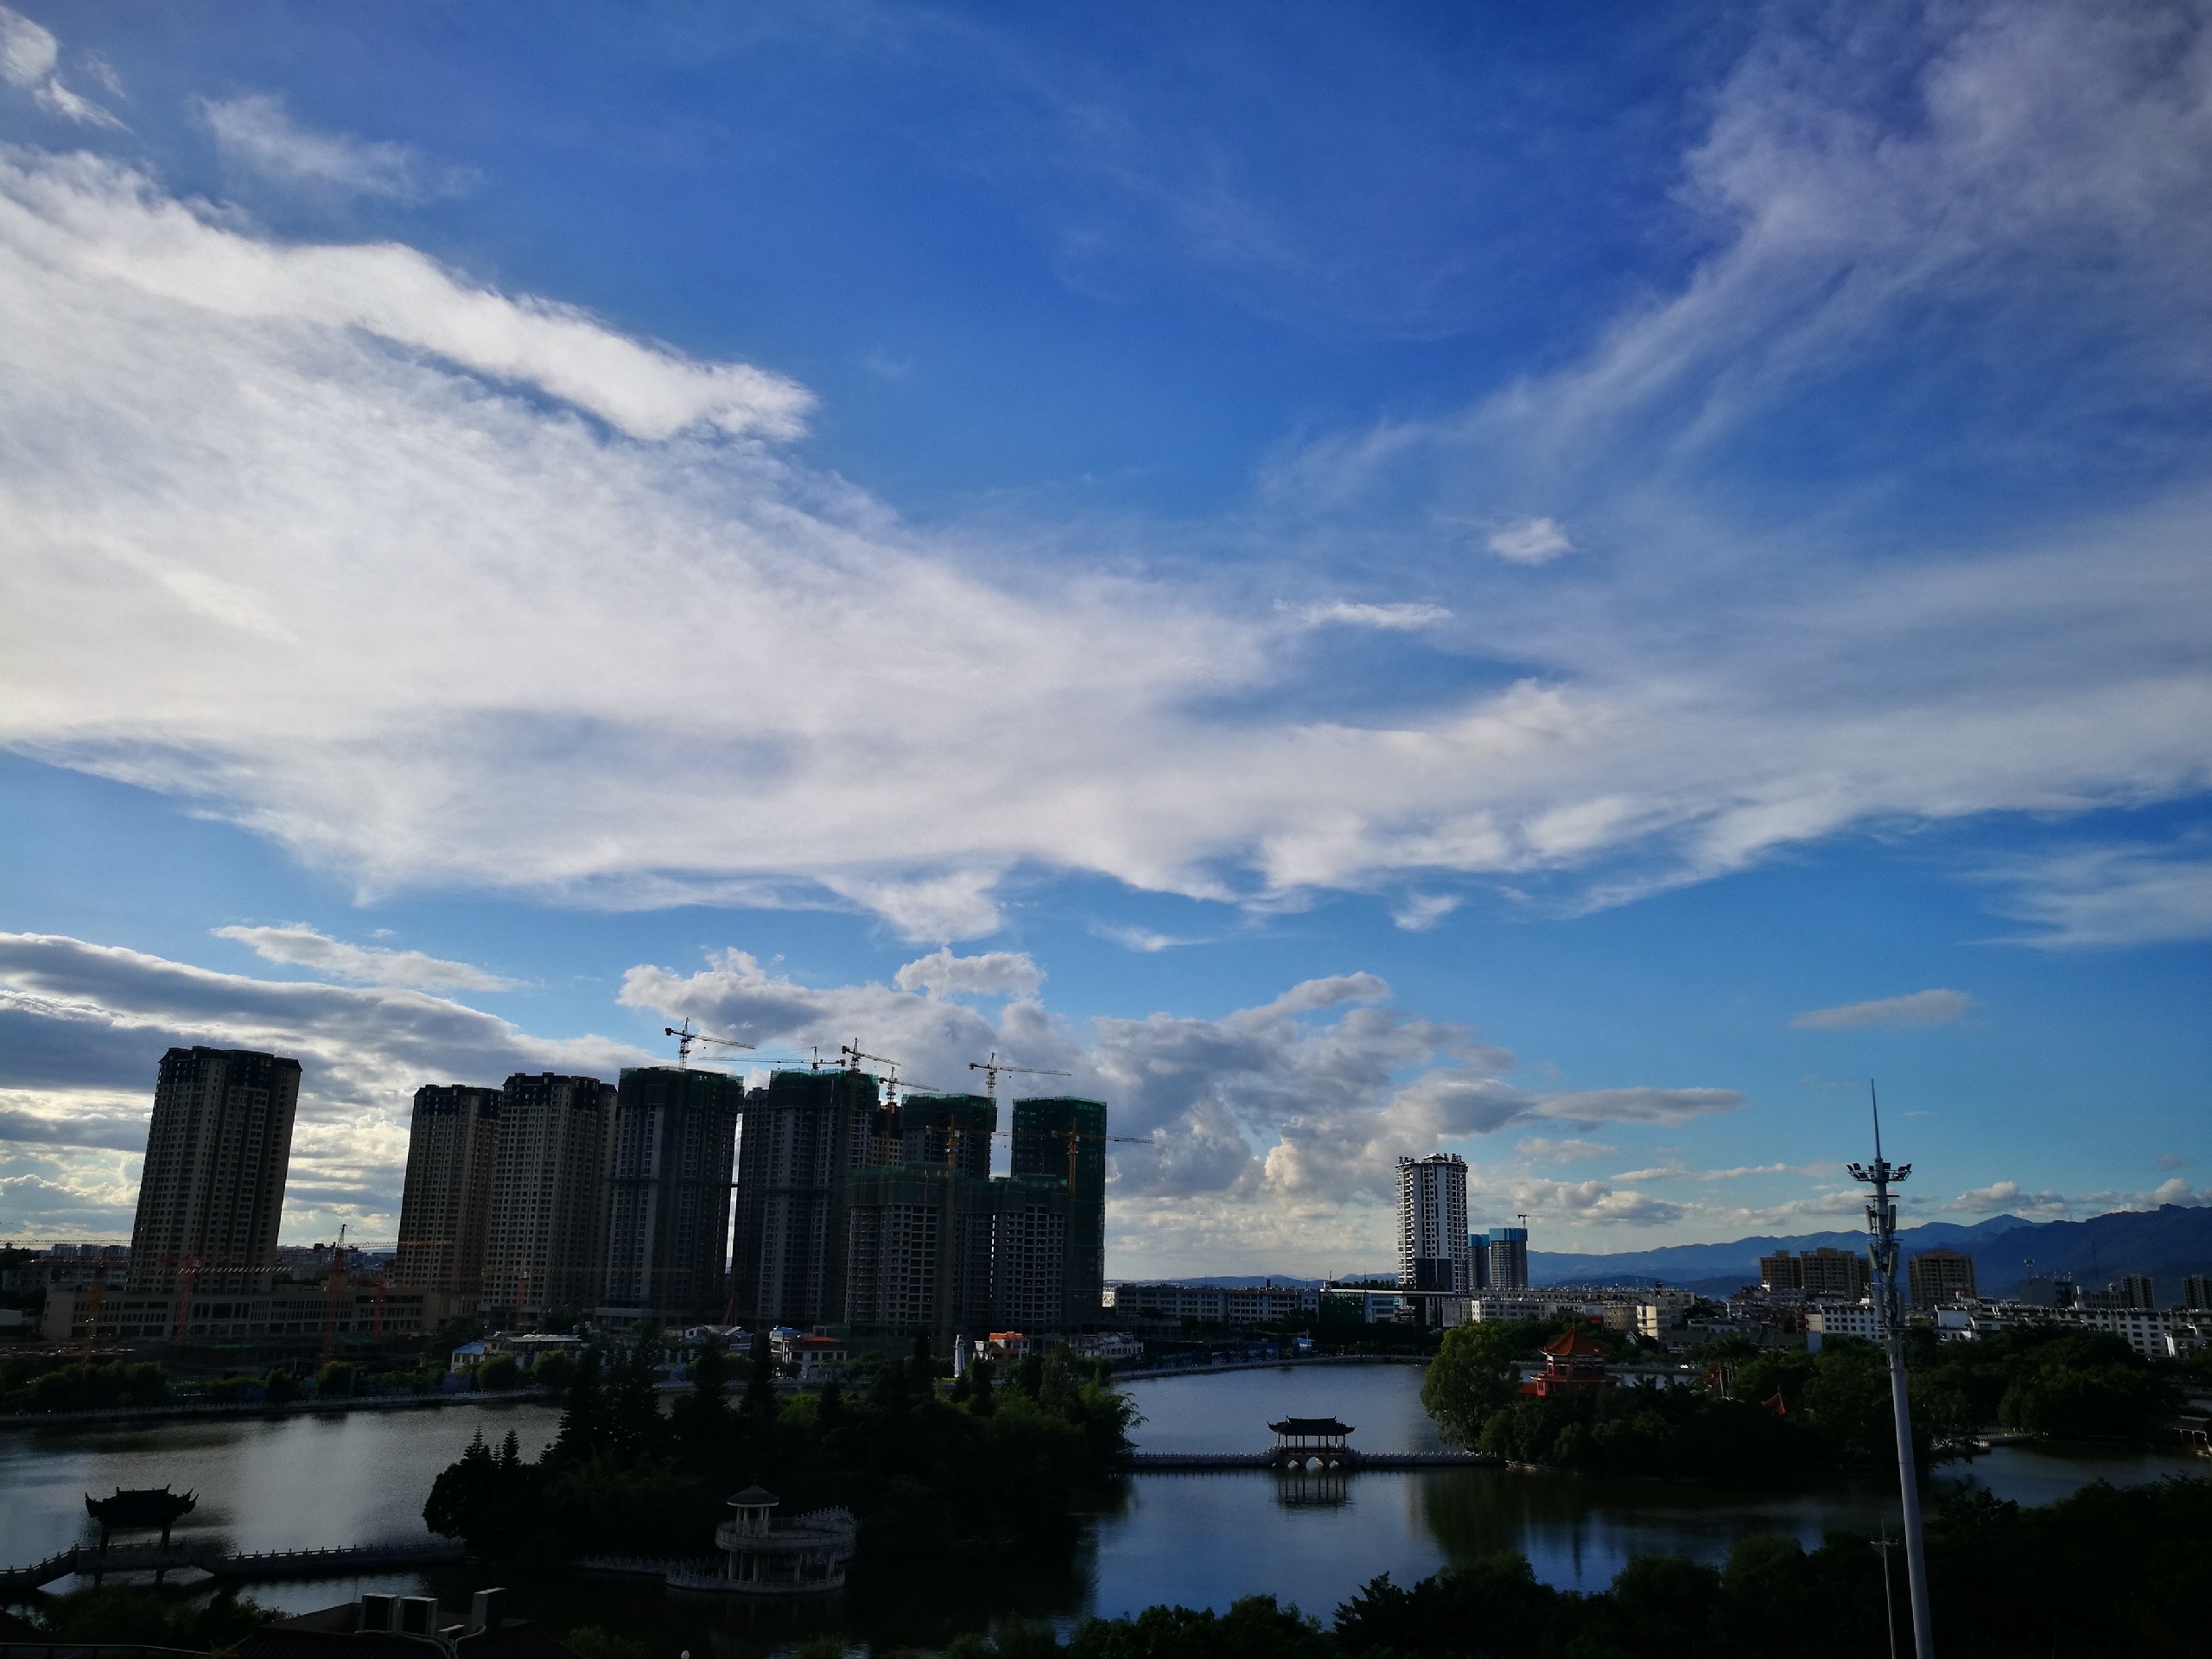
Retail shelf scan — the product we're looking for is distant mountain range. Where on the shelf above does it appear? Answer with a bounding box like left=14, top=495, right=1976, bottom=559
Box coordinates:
left=1528, top=1205, right=2212, bottom=1298
left=1130, top=1205, right=2212, bottom=1301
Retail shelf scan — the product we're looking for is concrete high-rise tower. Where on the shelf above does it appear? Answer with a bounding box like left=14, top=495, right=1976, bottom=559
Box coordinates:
left=602, top=1066, right=742, bottom=1321
left=1007, top=1096, right=1108, bottom=1330
left=1487, top=1226, right=1529, bottom=1291
left=729, top=1068, right=879, bottom=1328
left=394, top=1084, right=502, bottom=1319
left=128, top=1047, right=300, bottom=1294
left=1397, top=1154, right=1471, bottom=1294
left=481, top=1072, right=614, bottom=1323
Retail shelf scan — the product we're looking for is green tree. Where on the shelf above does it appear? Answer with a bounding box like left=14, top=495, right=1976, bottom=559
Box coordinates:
left=1421, top=1321, right=1539, bottom=1446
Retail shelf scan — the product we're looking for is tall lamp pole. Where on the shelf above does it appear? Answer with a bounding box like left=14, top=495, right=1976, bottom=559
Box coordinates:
left=1847, top=1087, right=1935, bottom=1659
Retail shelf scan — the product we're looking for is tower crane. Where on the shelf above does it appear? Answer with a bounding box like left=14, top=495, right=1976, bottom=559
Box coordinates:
left=665, top=1019, right=755, bottom=1068
left=839, top=1041, right=907, bottom=1079
left=968, top=1051, right=1071, bottom=1099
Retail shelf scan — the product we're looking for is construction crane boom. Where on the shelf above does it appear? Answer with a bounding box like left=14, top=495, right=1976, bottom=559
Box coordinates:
left=665, top=1020, right=756, bottom=1067
left=968, top=1051, right=1072, bottom=1099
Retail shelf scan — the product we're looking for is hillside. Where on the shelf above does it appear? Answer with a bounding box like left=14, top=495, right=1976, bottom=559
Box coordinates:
left=1529, top=1205, right=2212, bottom=1298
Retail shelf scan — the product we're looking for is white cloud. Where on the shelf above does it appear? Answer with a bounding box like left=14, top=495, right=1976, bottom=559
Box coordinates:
left=198, top=94, right=471, bottom=202
left=1389, top=893, right=1460, bottom=931
left=3, top=1, right=2211, bottom=944
left=1527, top=1087, right=1742, bottom=1128
left=891, top=947, right=1044, bottom=1001
left=1484, top=518, right=1573, bottom=564
left=0, top=6, right=120, bottom=128
left=1790, top=989, right=1975, bottom=1031
left=0, top=932, right=648, bottom=1242
left=1283, top=600, right=1452, bottom=630
left=1516, top=1136, right=1617, bottom=1161
left=1942, top=1176, right=2210, bottom=1219
left=1987, top=842, right=2212, bottom=947
left=213, top=924, right=520, bottom=992
left=1092, top=925, right=1200, bottom=953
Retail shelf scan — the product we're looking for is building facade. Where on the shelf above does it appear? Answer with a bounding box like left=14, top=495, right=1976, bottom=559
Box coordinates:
left=729, top=1068, right=879, bottom=1329
left=481, top=1072, right=615, bottom=1324
left=127, top=1048, right=301, bottom=1294
left=1486, top=1226, right=1530, bottom=1292
left=393, top=1084, right=502, bottom=1317
left=1103, top=1281, right=1321, bottom=1325
left=1396, top=1154, right=1471, bottom=1294
left=1760, top=1247, right=1870, bottom=1300
left=1905, top=1248, right=1978, bottom=1306
left=1010, top=1097, right=1108, bottom=1330
left=601, top=1067, right=742, bottom=1322
left=730, top=1075, right=1109, bottom=1344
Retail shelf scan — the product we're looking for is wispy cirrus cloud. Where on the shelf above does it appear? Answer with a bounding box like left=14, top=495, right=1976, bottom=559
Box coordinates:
left=1790, top=989, right=1974, bottom=1031
left=213, top=924, right=520, bottom=992
left=0, top=2, right=2208, bottom=952
left=196, top=93, right=474, bottom=202
left=0, top=5, right=121, bottom=128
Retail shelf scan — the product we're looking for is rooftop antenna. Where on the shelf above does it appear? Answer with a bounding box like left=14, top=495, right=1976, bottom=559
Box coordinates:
left=1847, top=1081, right=1933, bottom=1659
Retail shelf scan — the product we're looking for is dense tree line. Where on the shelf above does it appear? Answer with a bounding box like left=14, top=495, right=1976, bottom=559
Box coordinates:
left=956, top=1476, right=2212, bottom=1659
left=423, top=1333, right=1136, bottom=1563
left=1422, top=1317, right=2183, bottom=1478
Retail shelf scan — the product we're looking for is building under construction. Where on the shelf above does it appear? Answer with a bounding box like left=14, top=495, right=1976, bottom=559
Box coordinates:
left=728, top=1075, right=1109, bottom=1351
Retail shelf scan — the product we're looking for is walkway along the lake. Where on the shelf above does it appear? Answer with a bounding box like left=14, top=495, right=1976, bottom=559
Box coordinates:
left=0, top=1540, right=465, bottom=1596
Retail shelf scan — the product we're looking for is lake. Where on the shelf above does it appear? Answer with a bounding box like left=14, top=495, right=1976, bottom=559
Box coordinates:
left=3, top=1363, right=2201, bottom=1648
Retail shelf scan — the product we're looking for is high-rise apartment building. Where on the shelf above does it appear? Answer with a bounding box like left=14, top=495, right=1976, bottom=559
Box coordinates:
left=128, top=1048, right=300, bottom=1294
left=729, top=1069, right=880, bottom=1329
left=842, top=1094, right=996, bottom=1347
left=2183, top=1274, right=2211, bottom=1311
left=1487, top=1226, right=1529, bottom=1291
left=1465, top=1232, right=1491, bottom=1292
left=1905, top=1248, right=1978, bottom=1306
left=601, top=1067, right=743, bottom=1321
left=1010, top=1097, right=1108, bottom=1330
left=1759, top=1250, right=1802, bottom=1293
left=481, top=1072, right=614, bottom=1324
left=730, top=1074, right=1109, bottom=1343
left=1800, top=1247, right=1871, bottom=1300
left=2119, top=1273, right=2155, bottom=1311
left=1397, top=1154, right=1471, bottom=1293
left=988, top=1174, right=1071, bottom=1332
left=393, top=1084, right=502, bottom=1319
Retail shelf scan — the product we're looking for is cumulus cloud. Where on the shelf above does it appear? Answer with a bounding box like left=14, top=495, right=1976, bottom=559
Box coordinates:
left=1942, top=1176, right=2210, bottom=1219
left=1790, top=989, right=1975, bottom=1031
left=0, top=6, right=121, bottom=127
left=891, top=947, right=1044, bottom=1001
left=198, top=93, right=473, bottom=202
left=1485, top=518, right=1573, bottom=564
left=213, top=924, right=520, bottom=992
left=613, top=947, right=1741, bottom=1268
left=0, top=932, right=647, bottom=1240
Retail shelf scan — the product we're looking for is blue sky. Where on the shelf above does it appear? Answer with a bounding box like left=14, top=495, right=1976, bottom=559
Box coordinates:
left=0, top=1, right=2208, bottom=1275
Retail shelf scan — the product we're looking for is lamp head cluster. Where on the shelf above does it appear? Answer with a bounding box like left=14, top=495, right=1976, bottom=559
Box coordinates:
left=1846, top=1160, right=1910, bottom=1185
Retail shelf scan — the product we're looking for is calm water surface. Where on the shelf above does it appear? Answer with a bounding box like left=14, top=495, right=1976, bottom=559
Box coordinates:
left=3, top=1364, right=2200, bottom=1645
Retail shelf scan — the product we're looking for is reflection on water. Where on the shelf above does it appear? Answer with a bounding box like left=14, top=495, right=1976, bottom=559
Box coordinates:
left=0, top=1400, right=561, bottom=1604
left=2, top=1363, right=2201, bottom=1638
left=1121, top=1363, right=1443, bottom=1456
left=1274, top=1468, right=1350, bottom=1508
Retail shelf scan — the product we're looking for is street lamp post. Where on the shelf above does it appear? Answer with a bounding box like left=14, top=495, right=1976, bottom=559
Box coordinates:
left=1847, top=1088, right=1935, bottom=1659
